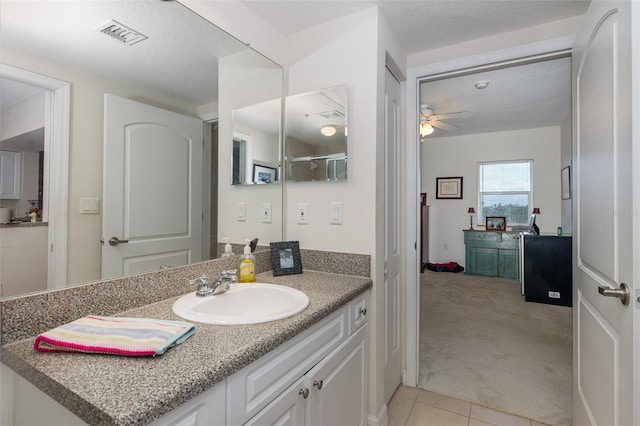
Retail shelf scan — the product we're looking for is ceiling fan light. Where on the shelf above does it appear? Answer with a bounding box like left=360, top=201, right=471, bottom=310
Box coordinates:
left=420, top=122, right=434, bottom=137
left=320, top=125, right=337, bottom=136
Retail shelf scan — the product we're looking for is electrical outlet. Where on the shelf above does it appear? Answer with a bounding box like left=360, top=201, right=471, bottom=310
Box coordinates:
left=297, top=203, right=309, bottom=224
left=262, top=203, right=272, bottom=223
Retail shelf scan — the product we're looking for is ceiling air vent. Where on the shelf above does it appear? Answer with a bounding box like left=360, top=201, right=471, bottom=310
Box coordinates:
left=98, top=20, right=147, bottom=46
left=317, top=110, right=345, bottom=120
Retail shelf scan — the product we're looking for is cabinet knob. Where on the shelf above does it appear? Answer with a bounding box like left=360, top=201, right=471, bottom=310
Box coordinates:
left=313, top=379, right=324, bottom=390
left=299, top=388, right=309, bottom=399
left=358, top=307, right=367, bottom=316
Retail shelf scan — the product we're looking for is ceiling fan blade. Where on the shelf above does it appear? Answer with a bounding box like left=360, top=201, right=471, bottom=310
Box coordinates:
left=430, top=120, right=458, bottom=131
left=432, top=111, right=473, bottom=120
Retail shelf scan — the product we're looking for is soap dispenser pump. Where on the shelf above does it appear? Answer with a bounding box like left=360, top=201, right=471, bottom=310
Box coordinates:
left=221, top=238, right=235, bottom=258
left=238, top=239, right=256, bottom=283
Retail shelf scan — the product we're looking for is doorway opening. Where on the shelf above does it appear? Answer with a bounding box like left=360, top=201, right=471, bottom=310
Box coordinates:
left=0, top=65, right=70, bottom=295
left=416, top=53, right=573, bottom=424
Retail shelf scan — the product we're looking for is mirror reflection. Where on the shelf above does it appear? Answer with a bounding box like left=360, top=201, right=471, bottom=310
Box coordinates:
left=0, top=0, right=283, bottom=298
left=232, top=98, right=281, bottom=185
left=285, top=85, right=348, bottom=182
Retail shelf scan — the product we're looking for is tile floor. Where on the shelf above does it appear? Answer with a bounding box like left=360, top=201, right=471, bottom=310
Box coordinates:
left=388, top=386, right=549, bottom=426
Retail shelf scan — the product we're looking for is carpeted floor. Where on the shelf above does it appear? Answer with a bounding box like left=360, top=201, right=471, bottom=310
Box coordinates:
left=419, top=270, right=572, bottom=425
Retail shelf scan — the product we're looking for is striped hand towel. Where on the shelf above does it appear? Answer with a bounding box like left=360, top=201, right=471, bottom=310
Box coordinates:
left=33, top=316, right=196, bottom=356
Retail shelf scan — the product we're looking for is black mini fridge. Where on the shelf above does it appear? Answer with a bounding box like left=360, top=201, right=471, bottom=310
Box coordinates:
left=522, top=235, right=572, bottom=307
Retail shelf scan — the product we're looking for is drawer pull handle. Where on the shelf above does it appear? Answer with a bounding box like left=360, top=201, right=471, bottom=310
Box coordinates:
left=299, top=388, right=309, bottom=399
left=313, top=380, right=324, bottom=390
left=359, top=307, right=367, bottom=316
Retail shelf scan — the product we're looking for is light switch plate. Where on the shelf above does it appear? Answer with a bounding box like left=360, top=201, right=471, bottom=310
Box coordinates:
left=297, top=203, right=309, bottom=224
left=330, top=202, right=343, bottom=225
left=261, top=203, right=272, bottom=223
left=80, top=197, right=100, bottom=214
left=237, top=202, right=246, bottom=222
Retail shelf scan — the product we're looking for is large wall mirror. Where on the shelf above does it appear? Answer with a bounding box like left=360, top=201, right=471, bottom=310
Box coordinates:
left=285, top=85, right=347, bottom=182
left=0, top=0, right=283, bottom=298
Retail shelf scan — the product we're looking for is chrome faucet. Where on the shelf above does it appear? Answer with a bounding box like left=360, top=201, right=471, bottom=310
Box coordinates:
left=190, top=270, right=237, bottom=297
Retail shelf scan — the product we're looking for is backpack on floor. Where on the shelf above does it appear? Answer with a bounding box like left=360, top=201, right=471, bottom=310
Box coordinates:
left=426, top=262, right=464, bottom=273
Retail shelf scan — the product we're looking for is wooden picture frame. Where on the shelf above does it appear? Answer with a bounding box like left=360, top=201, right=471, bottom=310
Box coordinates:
left=253, top=164, right=278, bottom=184
left=561, top=166, right=571, bottom=200
left=436, top=176, right=463, bottom=199
left=485, top=216, right=506, bottom=231
left=270, top=241, right=303, bottom=276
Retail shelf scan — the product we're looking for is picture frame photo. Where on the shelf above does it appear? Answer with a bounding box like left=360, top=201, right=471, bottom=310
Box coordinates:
left=561, top=165, right=571, bottom=200
left=436, top=176, right=463, bottom=199
left=486, top=216, right=507, bottom=231
left=253, top=164, right=278, bottom=184
left=270, top=241, right=303, bottom=276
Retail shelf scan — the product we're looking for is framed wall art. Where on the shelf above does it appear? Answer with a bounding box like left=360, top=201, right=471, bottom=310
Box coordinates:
left=486, top=216, right=506, bottom=231
left=436, top=176, right=463, bottom=199
left=561, top=166, right=571, bottom=200
left=270, top=241, right=303, bottom=276
left=253, top=164, right=278, bottom=183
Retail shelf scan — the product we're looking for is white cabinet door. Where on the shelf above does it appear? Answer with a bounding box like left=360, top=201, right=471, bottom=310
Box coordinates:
left=0, top=151, right=21, bottom=199
left=244, top=377, right=306, bottom=426
left=306, top=325, right=368, bottom=426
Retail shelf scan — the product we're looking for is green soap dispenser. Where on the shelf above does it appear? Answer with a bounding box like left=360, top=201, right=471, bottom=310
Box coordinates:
left=238, top=239, right=256, bottom=283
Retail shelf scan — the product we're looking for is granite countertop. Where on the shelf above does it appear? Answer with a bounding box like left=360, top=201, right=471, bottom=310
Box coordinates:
left=0, top=221, right=48, bottom=228
left=0, top=270, right=372, bottom=426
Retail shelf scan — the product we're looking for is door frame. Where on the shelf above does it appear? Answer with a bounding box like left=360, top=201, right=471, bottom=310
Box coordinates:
left=0, top=64, right=70, bottom=290
left=403, top=35, right=575, bottom=386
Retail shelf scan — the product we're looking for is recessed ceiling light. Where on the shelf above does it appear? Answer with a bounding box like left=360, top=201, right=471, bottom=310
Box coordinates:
left=474, top=81, right=489, bottom=90
left=321, top=126, right=337, bottom=137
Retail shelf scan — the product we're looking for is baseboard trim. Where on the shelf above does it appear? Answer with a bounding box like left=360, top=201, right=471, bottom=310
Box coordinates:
left=368, top=403, right=388, bottom=426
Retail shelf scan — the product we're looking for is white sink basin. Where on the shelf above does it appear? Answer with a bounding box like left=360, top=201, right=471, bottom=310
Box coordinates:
left=172, top=283, right=309, bottom=325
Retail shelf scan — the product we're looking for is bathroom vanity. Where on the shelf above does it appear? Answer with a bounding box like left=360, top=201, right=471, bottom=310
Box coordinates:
left=0, top=269, right=371, bottom=425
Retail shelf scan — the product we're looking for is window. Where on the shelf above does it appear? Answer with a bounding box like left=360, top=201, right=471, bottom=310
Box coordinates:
left=478, top=160, right=532, bottom=226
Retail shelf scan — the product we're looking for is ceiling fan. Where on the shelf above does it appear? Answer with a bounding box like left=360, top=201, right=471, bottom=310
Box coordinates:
left=420, top=104, right=473, bottom=137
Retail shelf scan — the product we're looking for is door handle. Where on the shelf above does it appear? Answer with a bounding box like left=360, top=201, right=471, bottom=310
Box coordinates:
left=598, top=282, right=629, bottom=306
left=108, top=237, right=129, bottom=246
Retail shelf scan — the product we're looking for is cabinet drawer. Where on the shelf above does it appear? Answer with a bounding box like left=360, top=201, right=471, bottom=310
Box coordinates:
left=348, top=292, right=368, bottom=335
left=466, top=231, right=499, bottom=242
left=226, top=307, right=348, bottom=425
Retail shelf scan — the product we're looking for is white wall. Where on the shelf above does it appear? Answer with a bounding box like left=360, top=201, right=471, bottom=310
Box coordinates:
left=0, top=92, right=45, bottom=141
left=285, top=6, right=407, bottom=423
left=284, top=8, right=379, bottom=253
left=422, top=126, right=562, bottom=266
left=218, top=50, right=283, bottom=247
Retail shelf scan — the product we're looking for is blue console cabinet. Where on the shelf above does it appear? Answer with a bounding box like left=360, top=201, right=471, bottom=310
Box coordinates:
left=464, top=230, right=519, bottom=279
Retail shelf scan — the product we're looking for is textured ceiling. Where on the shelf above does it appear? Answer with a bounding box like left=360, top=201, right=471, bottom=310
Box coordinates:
left=0, top=0, right=247, bottom=107
left=240, top=0, right=590, bottom=54
left=419, top=56, right=573, bottom=137
left=2, top=0, right=589, bottom=139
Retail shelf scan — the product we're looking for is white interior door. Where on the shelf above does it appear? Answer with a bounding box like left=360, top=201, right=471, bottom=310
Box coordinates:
left=573, top=1, right=636, bottom=425
left=102, top=94, right=203, bottom=279
left=384, top=67, right=402, bottom=402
